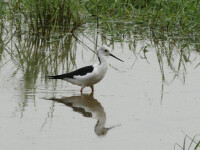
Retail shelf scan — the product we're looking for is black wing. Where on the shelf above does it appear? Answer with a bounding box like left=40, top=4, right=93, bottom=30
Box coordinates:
left=47, top=65, right=94, bottom=79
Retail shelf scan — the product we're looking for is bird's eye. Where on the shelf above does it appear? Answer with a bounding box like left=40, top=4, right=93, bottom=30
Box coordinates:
left=104, top=50, right=108, bottom=52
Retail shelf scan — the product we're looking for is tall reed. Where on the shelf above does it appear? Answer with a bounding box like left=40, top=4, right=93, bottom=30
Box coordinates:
left=138, top=0, right=200, bottom=35
left=4, top=0, right=200, bottom=36
left=8, top=0, right=86, bottom=35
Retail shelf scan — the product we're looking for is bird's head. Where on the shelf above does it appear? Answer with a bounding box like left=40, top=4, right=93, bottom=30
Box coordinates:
left=97, top=46, right=124, bottom=62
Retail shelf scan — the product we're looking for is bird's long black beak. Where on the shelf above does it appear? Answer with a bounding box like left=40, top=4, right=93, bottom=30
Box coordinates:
left=110, top=54, right=124, bottom=62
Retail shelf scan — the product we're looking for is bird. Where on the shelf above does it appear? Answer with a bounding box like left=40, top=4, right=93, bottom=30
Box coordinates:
left=47, top=46, right=123, bottom=94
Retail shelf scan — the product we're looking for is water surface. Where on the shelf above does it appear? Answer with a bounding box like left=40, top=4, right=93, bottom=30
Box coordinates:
left=0, top=22, right=200, bottom=150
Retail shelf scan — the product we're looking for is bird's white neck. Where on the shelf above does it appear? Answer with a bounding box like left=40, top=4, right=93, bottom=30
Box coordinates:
left=98, top=54, right=108, bottom=66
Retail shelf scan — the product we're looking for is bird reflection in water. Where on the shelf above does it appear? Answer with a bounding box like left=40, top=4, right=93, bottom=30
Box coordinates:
left=46, top=94, right=120, bottom=136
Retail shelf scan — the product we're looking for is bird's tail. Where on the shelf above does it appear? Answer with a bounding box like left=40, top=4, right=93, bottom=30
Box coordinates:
left=46, top=75, right=62, bottom=79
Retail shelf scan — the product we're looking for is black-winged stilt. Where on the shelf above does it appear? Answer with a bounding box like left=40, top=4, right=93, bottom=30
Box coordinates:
left=47, top=46, right=123, bottom=94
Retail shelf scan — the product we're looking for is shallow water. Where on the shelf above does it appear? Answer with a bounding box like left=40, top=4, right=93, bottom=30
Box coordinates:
left=0, top=26, right=200, bottom=150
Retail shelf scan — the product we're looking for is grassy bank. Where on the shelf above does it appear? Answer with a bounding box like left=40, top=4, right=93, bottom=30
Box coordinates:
left=140, top=0, right=200, bottom=35
left=1, top=0, right=199, bottom=36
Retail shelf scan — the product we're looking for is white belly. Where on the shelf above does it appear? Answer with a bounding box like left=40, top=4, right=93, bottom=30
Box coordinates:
left=65, top=64, right=108, bottom=87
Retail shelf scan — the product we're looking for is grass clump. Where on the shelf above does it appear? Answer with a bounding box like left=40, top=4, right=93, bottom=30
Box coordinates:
left=137, top=0, right=200, bottom=35
left=7, top=0, right=87, bottom=35
left=2, top=0, right=200, bottom=37
left=174, top=134, right=200, bottom=150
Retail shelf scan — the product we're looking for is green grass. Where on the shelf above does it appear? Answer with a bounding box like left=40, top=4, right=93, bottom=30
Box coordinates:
left=140, top=0, right=200, bottom=35
left=7, top=0, right=87, bottom=35
left=1, top=0, right=199, bottom=36
left=174, top=134, right=200, bottom=150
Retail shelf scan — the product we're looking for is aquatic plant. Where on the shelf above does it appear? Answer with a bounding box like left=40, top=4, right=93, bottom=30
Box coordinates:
left=1, top=0, right=199, bottom=37
left=139, top=0, right=200, bottom=35
left=6, top=0, right=87, bottom=35
left=174, top=134, right=200, bottom=150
